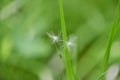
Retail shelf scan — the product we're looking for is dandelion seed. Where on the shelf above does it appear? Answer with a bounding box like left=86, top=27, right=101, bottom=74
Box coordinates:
left=47, top=32, right=60, bottom=43
left=67, top=36, right=76, bottom=49
left=67, top=40, right=74, bottom=48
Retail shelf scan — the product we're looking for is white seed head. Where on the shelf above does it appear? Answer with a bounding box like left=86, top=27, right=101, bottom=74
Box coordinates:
left=67, top=40, right=74, bottom=47
left=47, top=32, right=60, bottom=43
left=67, top=35, right=76, bottom=48
left=52, top=36, right=59, bottom=43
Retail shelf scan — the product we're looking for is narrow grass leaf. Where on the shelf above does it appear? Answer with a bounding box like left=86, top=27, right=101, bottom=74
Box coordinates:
left=101, top=1, right=120, bottom=79
left=58, top=0, right=74, bottom=80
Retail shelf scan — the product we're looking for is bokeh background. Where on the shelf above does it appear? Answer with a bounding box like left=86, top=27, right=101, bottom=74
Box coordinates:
left=0, top=0, right=120, bottom=80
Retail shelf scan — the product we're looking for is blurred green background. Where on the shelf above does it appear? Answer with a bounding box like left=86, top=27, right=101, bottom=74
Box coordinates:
left=0, top=0, right=120, bottom=80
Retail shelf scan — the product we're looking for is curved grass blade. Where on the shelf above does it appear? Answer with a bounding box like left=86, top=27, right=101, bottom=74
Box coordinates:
left=101, top=1, right=120, bottom=79
left=96, top=72, right=106, bottom=80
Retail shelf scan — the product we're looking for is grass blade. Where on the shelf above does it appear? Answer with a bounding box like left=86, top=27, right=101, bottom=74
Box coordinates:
left=58, top=0, right=74, bottom=80
left=101, top=1, right=120, bottom=79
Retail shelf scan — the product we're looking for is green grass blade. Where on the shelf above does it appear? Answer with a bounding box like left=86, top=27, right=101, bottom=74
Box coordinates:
left=96, top=72, right=106, bottom=80
left=101, top=1, right=120, bottom=79
left=58, top=0, right=74, bottom=80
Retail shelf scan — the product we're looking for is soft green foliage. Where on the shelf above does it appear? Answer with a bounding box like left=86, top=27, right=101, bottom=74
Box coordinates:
left=0, top=0, right=120, bottom=80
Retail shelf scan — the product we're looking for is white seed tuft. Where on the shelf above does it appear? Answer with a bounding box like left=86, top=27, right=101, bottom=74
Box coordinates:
left=47, top=32, right=60, bottom=43
left=67, top=35, right=77, bottom=49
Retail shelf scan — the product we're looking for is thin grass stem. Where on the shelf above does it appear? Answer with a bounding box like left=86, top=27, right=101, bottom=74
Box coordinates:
left=101, top=1, right=120, bottom=79
left=58, top=0, right=74, bottom=80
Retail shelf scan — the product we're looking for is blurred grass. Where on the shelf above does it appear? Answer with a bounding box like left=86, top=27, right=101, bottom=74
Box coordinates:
left=0, top=0, right=120, bottom=80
